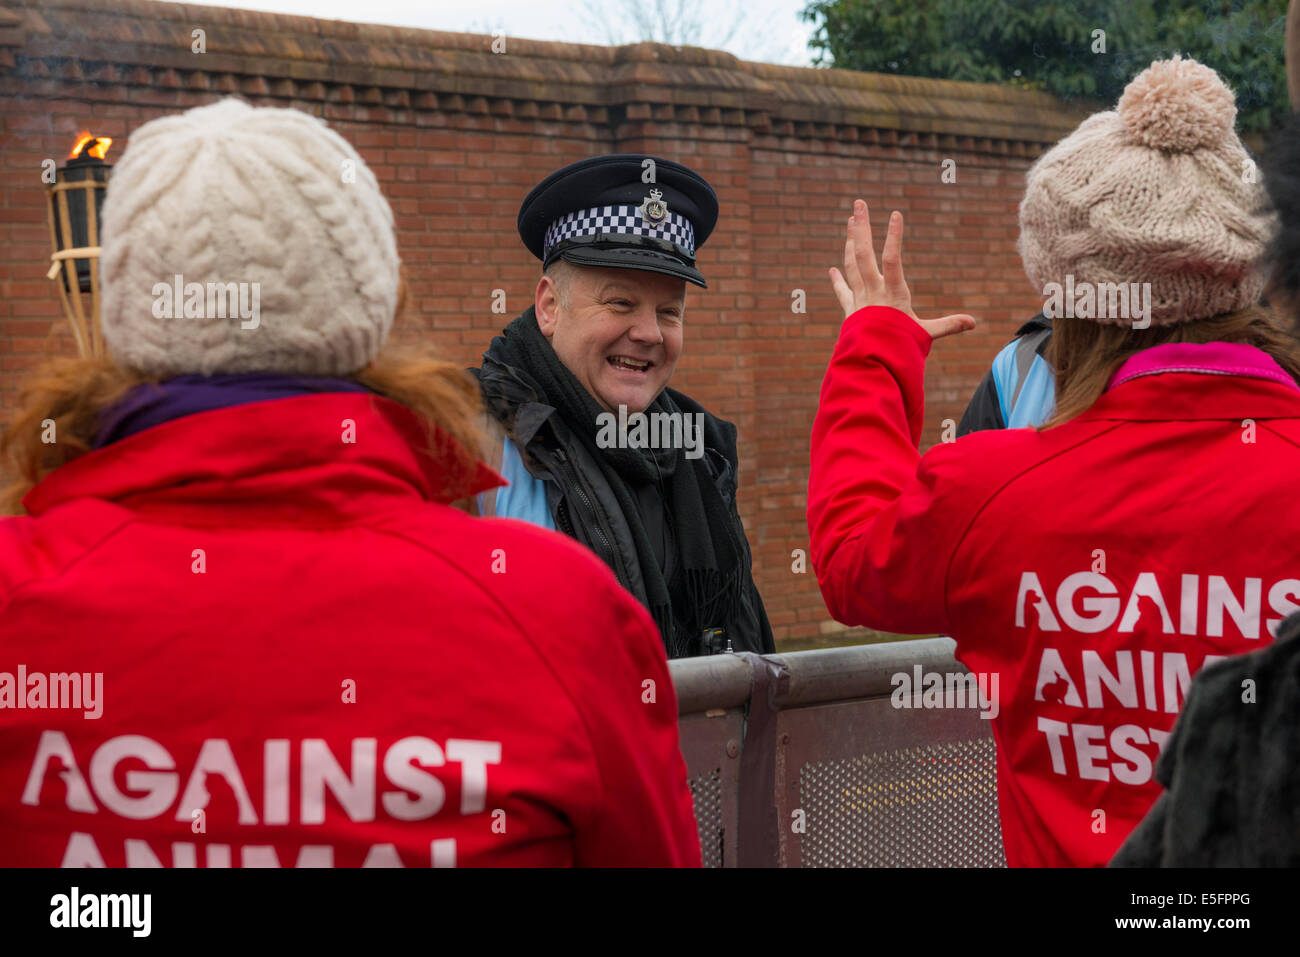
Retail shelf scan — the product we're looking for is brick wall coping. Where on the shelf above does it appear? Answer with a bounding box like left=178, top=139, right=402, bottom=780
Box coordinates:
left=1, top=0, right=1094, bottom=150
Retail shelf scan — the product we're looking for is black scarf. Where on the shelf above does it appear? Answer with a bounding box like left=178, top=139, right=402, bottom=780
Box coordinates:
left=486, top=309, right=747, bottom=656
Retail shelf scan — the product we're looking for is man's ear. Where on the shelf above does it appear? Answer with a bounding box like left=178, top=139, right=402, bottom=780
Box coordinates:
left=535, top=275, right=560, bottom=340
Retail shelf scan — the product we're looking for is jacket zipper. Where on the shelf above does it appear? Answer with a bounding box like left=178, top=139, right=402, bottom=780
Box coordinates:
left=555, top=500, right=576, bottom=537
left=553, top=448, right=617, bottom=569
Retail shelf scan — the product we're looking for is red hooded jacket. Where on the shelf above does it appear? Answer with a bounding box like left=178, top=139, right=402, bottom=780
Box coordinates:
left=809, top=305, right=1300, bottom=867
left=0, top=392, right=700, bottom=868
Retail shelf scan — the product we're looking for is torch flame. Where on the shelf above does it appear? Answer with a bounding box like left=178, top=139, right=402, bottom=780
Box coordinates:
left=69, top=132, right=112, bottom=161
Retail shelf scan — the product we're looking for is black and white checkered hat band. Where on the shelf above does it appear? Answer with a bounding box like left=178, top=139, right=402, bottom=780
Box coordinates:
left=544, top=205, right=696, bottom=260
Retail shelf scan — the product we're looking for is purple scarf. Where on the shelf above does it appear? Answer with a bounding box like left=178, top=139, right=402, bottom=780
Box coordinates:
left=94, top=374, right=371, bottom=449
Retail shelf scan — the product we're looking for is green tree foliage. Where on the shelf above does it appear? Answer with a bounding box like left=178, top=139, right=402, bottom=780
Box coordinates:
left=802, top=0, right=1288, bottom=132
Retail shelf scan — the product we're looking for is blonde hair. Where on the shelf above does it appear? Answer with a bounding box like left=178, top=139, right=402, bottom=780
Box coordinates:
left=1, top=283, right=485, bottom=515
left=1044, top=304, right=1300, bottom=428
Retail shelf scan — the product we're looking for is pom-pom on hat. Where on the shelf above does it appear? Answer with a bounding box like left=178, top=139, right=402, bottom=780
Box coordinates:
left=100, top=97, right=401, bottom=376
left=1018, top=56, right=1274, bottom=328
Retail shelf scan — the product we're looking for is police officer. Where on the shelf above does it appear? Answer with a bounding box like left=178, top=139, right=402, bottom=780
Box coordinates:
left=473, top=155, right=775, bottom=658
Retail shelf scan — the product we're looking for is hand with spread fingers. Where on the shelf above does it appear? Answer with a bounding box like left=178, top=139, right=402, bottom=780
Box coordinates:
left=828, top=198, right=977, bottom=340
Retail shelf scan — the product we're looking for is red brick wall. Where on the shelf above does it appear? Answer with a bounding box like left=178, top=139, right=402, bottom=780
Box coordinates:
left=0, top=0, right=1091, bottom=646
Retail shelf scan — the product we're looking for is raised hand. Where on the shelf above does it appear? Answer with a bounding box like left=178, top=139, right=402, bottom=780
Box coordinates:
left=828, top=199, right=977, bottom=341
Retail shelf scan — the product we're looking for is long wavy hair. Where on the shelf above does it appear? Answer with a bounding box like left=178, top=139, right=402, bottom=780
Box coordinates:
left=1044, top=304, right=1300, bottom=428
left=1, top=279, right=485, bottom=514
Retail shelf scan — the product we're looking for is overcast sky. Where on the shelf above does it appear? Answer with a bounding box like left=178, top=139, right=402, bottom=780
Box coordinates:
left=169, top=0, right=819, bottom=66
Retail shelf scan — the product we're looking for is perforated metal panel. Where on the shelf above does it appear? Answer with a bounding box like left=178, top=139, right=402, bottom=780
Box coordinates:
left=796, top=737, right=1005, bottom=867
left=678, top=708, right=742, bottom=867
left=672, top=641, right=1003, bottom=868
left=688, top=768, right=725, bottom=868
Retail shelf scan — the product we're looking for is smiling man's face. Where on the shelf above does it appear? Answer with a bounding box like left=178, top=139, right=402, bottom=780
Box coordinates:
left=534, top=262, right=687, bottom=415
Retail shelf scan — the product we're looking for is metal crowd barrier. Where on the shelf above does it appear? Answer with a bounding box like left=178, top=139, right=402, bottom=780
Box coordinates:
left=669, top=638, right=1006, bottom=868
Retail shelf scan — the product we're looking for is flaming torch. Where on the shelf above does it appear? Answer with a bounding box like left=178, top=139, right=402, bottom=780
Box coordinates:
left=46, top=131, right=113, bottom=356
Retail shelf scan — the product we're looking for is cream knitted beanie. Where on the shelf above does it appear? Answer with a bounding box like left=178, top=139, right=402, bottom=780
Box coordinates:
left=100, top=98, right=400, bottom=375
left=1018, top=56, right=1274, bottom=327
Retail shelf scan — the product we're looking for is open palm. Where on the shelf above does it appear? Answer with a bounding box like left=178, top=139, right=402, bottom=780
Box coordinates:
left=828, top=199, right=976, bottom=340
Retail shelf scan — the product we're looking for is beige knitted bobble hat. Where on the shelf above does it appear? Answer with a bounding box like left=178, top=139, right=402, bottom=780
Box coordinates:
left=1018, top=56, right=1274, bottom=328
left=100, top=98, right=400, bottom=375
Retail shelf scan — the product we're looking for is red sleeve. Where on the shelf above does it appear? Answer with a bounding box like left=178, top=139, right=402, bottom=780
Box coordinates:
left=807, top=304, right=974, bottom=636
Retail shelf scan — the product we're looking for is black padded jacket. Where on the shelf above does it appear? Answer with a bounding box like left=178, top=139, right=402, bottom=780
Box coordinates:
left=472, top=346, right=775, bottom=659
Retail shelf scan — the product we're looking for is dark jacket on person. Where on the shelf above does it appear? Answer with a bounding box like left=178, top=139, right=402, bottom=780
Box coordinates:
left=473, top=315, right=775, bottom=659
left=1111, top=612, right=1300, bottom=867
left=957, top=313, right=1054, bottom=436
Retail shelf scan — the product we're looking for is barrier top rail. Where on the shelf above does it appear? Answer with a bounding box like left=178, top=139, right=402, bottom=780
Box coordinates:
left=669, top=636, right=963, bottom=713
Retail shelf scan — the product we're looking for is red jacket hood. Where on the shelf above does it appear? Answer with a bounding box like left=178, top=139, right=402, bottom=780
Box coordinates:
left=22, top=393, right=505, bottom=521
